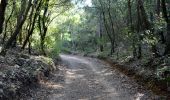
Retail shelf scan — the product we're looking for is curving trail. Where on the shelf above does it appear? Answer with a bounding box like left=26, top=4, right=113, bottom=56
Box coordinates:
left=22, top=54, right=159, bottom=100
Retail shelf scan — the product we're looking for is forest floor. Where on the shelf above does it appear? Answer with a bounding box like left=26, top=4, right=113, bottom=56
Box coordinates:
left=20, top=54, right=164, bottom=100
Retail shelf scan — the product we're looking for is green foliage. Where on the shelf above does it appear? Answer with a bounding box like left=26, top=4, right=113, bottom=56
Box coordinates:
left=157, top=66, right=170, bottom=82
left=49, top=42, right=62, bottom=57
left=97, top=51, right=109, bottom=59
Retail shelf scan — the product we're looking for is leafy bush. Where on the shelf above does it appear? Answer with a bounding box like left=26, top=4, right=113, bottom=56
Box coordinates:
left=157, top=66, right=170, bottom=82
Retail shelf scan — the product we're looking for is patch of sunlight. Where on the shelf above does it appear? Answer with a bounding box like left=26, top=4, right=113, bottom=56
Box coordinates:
left=96, top=69, right=108, bottom=74
left=40, top=81, right=64, bottom=89
left=68, top=74, right=84, bottom=79
left=104, top=72, right=113, bottom=76
left=66, top=71, right=75, bottom=75
left=0, top=46, right=2, bottom=52
left=101, top=69, right=108, bottom=73
left=103, top=88, right=117, bottom=93
left=66, top=71, right=84, bottom=79
left=71, top=69, right=83, bottom=72
left=78, top=98, right=89, bottom=100
left=49, top=84, right=63, bottom=89
left=61, top=55, right=91, bottom=65
left=135, top=93, right=144, bottom=100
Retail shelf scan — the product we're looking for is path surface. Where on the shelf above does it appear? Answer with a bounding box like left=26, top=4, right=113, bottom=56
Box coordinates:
left=22, top=54, right=160, bottom=100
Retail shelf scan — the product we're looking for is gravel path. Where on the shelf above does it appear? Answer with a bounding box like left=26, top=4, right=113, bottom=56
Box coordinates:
left=22, top=54, right=160, bottom=100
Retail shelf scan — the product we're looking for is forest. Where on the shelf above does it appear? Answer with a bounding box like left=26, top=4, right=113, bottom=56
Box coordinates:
left=0, top=0, right=170, bottom=99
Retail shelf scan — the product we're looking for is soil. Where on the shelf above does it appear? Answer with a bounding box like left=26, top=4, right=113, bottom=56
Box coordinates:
left=20, top=54, right=164, bottom=100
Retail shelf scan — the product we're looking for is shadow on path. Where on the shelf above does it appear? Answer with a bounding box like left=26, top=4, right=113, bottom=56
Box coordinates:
left=21, top=54, right=160, bottom=100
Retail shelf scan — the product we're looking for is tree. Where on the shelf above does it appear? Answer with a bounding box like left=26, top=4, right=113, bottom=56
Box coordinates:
left=0, top=0, right=8, bottom=34
left=98, top=0, right=116, bottom=55
left=2, top=0, right=15, bottom=44
left=22, top=0, right=43, bottom=50
left=0, top=0, right=32, bottom=55
left=38, top=0, right=50, bottom=55
left=128, top=0, right=137, bottom=58
left=161, top=0, right=170, bottom=55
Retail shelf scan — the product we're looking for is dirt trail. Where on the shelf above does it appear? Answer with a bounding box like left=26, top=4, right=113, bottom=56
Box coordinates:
left=22, top=54, right=160, bottom=100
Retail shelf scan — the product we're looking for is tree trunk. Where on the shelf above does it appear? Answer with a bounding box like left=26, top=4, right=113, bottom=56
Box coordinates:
left=107, top=0, right=115, bottom=54
left=22, top=0, right=42, bottom=49
left=128, top=0, right=137, bottom=58
left=161, top=0, right=170, bottom=55
left=111, top=41, right=115, bottom=55
left=137, top=0, right=142, bottom=59
left=0, top=0, right=8, bottom=35
left=0, top=0, right=32, bottom=56
left=99, top=0, right=115, bottom=55
left=156, top=0, right=161, bottom=16
left=165, top=23, right=170, bottom=54
left=38, top=0, right=49, bottom=56
left=28, top=37, right=31, bottom=54
left=2, top=0, right=15, bottom=44
left=19, top=30, right=23, bottom=45
left=138, top=0, right=150, bottom=30
left=99, top=11, right=103, bottom=52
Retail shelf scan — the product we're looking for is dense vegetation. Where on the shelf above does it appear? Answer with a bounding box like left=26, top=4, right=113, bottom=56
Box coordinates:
left=0, top=0, right=72, bottom=56
left=0, top=0, right=170, bottom=95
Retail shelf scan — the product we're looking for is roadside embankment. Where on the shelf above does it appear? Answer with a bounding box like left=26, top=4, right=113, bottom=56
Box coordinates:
left=0, top=48, right=58, bottom=100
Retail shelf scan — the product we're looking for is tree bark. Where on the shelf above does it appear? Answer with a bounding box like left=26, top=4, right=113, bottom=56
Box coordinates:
left=161, top=0, right=170, bottom=55
left=137, top=0, right=143, bottom=59
left=28, top=37, right=31, bottom=54
left=156, top=0, right=161, bottom=16
left=107, top=0, right=115, bottom=54
left=99, top=11, right=103, bottom=52
left=38, top=0, right=50, bottom=56
left=138, top=0, right=150, bottom=30
left=2, top=0, right=15, bottom=44
left=0, top=0, right=8, bottom=35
